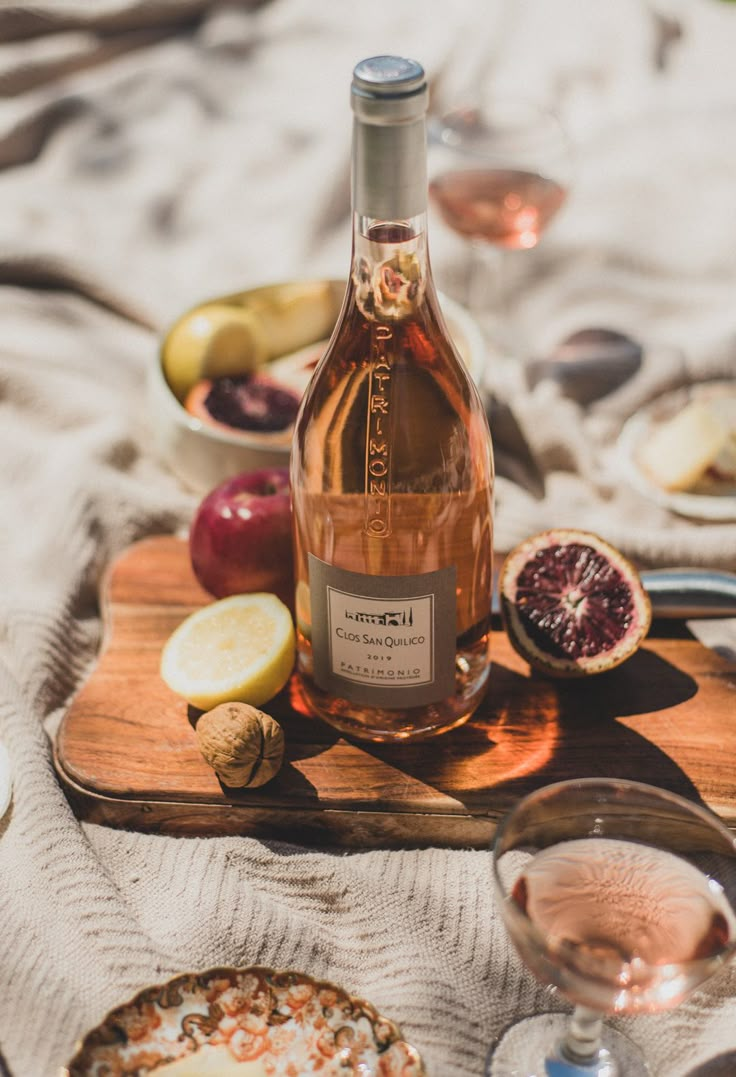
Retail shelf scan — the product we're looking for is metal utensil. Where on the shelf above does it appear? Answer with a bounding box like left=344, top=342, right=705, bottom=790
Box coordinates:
left=638, top=568, right=736, bottom=619
left=492, top=567, right=736, bottom=619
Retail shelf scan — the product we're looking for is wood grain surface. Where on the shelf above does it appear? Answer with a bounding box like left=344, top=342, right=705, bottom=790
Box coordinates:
left=54, top=535, right=736, bottom=847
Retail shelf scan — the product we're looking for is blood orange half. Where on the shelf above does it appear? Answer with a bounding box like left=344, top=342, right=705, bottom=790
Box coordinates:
left=500, top=529, right=652, bottom=678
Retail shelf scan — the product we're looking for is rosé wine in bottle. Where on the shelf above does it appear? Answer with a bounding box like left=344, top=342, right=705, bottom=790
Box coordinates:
left=290, top=57, right=494, bottom=742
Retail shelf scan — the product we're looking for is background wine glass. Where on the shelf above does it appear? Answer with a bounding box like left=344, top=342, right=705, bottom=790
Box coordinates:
left=489, top=778, right=736, bottom=1077
left=428, top=97, right=572, bottom=360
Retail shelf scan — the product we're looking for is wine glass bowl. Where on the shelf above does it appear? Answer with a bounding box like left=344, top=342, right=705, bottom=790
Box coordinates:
left=489, top=779, right=736, bottom=1076
left=428, top=97, right=572, bottom=362
left=429, top=98, right=571, bottom=252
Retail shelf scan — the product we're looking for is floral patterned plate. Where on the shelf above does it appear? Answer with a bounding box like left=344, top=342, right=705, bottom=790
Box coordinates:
left=62, top=966, right=426, bottom=1076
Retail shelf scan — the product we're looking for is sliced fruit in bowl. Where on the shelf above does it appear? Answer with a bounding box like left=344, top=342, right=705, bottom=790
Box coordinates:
left=161, top=281, right=341, bottom=404
left=150, top=280, right=343, bottom=493
left=500, top=528, right=652, bottom=678
left=151, top=279, right=486, bottom=493
left=184, top=371, right=302, bottom=436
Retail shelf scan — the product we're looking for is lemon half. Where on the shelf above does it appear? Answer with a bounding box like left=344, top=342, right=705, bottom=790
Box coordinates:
left=160, top=593, right=295, bottom=711
left=162, top=303, right=268, bottom=402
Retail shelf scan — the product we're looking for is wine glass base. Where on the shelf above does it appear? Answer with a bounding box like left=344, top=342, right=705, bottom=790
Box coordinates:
left=486, top=1013, right=651, bottom=1077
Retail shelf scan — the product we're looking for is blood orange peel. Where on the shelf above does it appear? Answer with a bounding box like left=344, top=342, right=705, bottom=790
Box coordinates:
left=500, top=529, right=652, bottom=678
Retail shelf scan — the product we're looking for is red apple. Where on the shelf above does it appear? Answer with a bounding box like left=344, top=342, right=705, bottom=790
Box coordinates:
left=189, top=467, right=294, bottom=610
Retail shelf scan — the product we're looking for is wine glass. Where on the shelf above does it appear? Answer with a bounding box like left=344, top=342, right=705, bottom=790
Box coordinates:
left=428, top=97, right=572, bottom=360
left=489, top=778, right=736, bottom=1077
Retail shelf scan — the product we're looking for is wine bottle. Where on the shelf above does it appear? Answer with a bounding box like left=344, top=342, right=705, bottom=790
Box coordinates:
left=290, top=56, right=494, bottom=742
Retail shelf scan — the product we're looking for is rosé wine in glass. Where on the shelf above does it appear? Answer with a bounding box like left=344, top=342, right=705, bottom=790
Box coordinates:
left=429, top=167, right=567, bottom=250
left=428, top=99, right=571, bottom=358
left=511, top=836, right=734, bottom=1015
left=488, top=778, right=736, bottom=1077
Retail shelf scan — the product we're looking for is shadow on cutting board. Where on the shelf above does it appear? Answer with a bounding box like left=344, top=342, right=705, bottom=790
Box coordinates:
left=372, top=645, right=702, bottom=813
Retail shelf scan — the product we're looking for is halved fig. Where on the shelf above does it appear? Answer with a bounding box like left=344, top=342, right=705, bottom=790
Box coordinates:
left=500, top=529, right=652, bottom=678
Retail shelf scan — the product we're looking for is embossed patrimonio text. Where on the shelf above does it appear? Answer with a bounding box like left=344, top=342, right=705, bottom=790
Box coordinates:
left=365, top=323, right=392, bottom=536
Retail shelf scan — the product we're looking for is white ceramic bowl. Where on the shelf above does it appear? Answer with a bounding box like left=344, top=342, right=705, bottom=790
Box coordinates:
left=150, top=279, right=487, bottom=494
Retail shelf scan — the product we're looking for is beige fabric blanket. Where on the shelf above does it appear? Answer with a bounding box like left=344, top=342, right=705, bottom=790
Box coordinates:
left=0, top=1, right=735, bottom=1074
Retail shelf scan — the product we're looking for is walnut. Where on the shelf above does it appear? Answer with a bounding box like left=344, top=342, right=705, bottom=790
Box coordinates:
left=196, top=702, right=285, bottom=788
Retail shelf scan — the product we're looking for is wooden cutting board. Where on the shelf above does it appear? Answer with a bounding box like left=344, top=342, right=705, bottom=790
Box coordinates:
left=54, top=535, right=736, bottom=848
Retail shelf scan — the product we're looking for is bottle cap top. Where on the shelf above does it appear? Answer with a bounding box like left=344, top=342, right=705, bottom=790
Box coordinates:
left=351, top=56, right=428, bottom=124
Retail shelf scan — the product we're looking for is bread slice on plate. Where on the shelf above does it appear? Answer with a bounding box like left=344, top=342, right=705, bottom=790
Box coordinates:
left=637, top=399, right=732, bottom=492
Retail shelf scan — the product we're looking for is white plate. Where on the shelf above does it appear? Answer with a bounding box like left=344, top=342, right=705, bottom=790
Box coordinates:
left=617, top=381, right=736, bottom=521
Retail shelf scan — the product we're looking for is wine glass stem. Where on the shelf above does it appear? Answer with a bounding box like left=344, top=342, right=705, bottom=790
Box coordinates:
left=468, top=239, right=503, bottom=317
left=467, top=239, right=513, bottom=361
left=560, top=1006, right=605, bottom=1065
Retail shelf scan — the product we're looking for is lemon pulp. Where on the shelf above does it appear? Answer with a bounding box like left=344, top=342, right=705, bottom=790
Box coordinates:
left=160, top=593, right=295, bottom=710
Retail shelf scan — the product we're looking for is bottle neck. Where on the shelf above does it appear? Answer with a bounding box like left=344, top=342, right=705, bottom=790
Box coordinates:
left=350, top=110, right=431, bottom=321
left=352, top=213, right=429, bottom=320
left=351, top=115, right=427, bottom=222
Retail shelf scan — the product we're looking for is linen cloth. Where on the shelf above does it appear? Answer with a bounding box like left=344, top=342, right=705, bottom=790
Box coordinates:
left=0, top=1, right=735, bottom=1074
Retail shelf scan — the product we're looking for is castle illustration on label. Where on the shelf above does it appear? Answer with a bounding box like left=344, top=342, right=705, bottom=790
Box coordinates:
left=344, top=606, right=414, bottom=628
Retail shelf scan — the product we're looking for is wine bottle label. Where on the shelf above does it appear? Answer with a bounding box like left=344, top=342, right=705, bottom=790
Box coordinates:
left=308, top=554, right=456, bottom=708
